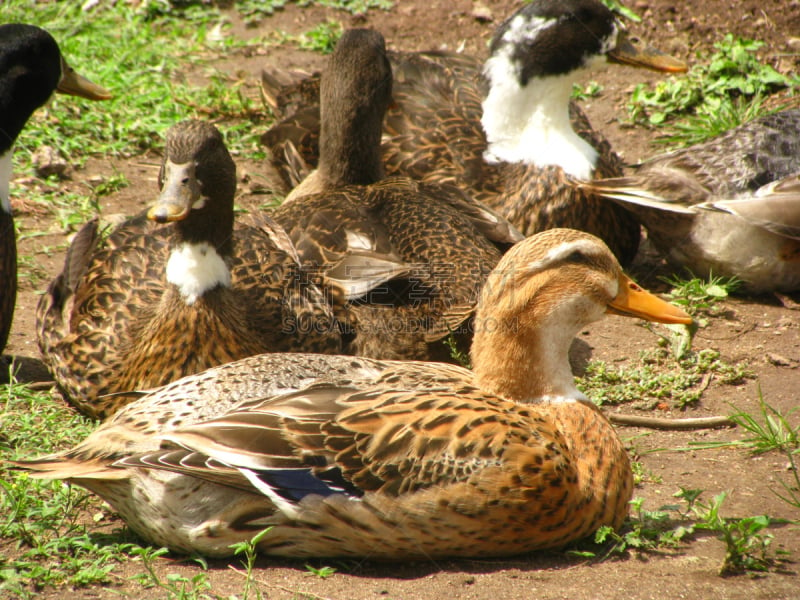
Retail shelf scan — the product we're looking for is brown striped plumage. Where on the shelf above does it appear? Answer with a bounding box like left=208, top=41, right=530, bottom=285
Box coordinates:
left=269, top=29, right=521, bottom=361
left=581, top=109, right=800, bottom=293
left=36, top=120, right=340, bottom=419
left=14, top=228, right=692, bottom=559
left=261, top=1, right=687, bottom=266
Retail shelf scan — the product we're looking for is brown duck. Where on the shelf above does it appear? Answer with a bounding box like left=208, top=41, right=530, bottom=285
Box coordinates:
left=15, top=228, right=692, bottom=558
left=269, top=28, right=522, bottom=362
left=262, top=0, right=687, bottom=266
left=37, top=120, right=340, bottom=419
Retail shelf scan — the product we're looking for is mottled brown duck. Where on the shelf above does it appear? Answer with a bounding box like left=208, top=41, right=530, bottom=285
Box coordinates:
left=14, top=228, right=691, bottom=558
left=36, top=120, right=340, bottom=419
left=582, top=109, right=800, bottom=293
left=269, top=28, right=522, bottom=361
left=261, top=0, right=687, bottom=266
left=0, top=24, right=110, bottom=365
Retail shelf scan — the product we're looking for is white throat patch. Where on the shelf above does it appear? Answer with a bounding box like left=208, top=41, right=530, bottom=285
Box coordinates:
left=0, top=149, right=12, bottom=213
left=166, top=242, right=231, bottom=305
left=482, top=45, right=600, bottom=179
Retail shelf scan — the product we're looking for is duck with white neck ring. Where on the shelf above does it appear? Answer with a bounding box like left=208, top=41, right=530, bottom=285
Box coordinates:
left=262, top=0, right=687, bottom=266
left=36, top=120, right=341, bottom=420
left=17, top=228, right=691, bottom=558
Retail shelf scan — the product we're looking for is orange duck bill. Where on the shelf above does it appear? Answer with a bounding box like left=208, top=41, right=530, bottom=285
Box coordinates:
left=607, top=273, right=692, bottom=324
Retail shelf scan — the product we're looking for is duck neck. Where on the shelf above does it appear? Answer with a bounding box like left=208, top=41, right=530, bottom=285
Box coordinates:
left=173, top=207, right=234, bottom=258
left=471, top=316, right=583, bottom=404
left=317, top=88, right=385, bottom=188
left=167, top=198, right=234, bottom=307
left=0, top=149, right=11, bottom=213
left=165, top=241, right=231, bottom=306
left=480, top=64, right=598, bottom=180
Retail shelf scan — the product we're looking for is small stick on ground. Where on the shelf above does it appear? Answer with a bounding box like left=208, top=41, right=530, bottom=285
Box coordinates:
left=609, top=413, right=735, bottom=430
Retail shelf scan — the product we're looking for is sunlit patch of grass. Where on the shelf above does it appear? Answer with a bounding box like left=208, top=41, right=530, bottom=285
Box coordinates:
left=600, top=0, right=641, bottom=22
left=0, top=378, right=144, bottom=596
left=661, top=272, right=741, bottom=321
left=569, top=489, right=787, bottom=576
left=572, top=81, right=603, bottom=100
left=628, top=35, right=799, bottom=146
left=578, top=348, right=754, bottom=409
left=686, top=393, right=800, bottom=511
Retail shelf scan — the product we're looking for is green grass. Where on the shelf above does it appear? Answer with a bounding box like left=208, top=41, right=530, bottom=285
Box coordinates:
left=686, top=393, right=800, bottom=511
left=600, top=0, right=641, bottom=22
left=571, top=489, right=784, bottom=575
left=578, top=348, right=754, bottom=409
left=6, top=0, right=392, bottom=177
left=4, top=0, right=389, bottom=246
left=0, top=378, right=143, bottom=596
left=628, top=34, right=799, bottom=146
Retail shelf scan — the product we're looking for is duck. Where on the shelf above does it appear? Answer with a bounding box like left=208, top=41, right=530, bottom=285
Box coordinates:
left=580, top=109, right=800, bottom=293
left=261, top=0, right=687, bottom=266
left=0, top=24, right=110, bottom=364
left=14, top=228, right=692, bottom=559
left=269, top=28, right=522, bottom=362
left=36, top=120, right=341, bottom=420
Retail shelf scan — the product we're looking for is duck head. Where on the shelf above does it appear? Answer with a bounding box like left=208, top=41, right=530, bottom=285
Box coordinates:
left=471, top=228, right=691, bottom=402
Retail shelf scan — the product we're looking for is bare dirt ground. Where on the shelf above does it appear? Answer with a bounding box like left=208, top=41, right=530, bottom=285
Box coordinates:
left=5, top=1, right=800, bottom=598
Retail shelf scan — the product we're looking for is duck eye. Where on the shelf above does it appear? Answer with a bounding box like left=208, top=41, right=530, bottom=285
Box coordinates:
left=564, top=250, right=590, bottom=265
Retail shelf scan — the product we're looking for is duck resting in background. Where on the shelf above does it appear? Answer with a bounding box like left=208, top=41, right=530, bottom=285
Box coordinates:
left=582, top=109, right=800, bottom=293
left=14, top=228, right=692, bottom=558
left=262, top=0, right=687, bottom=266
left=0, top=24, right=110, bottom=366
left=269, top=28, right=522, bottom=362
left=36, top=120, right=341, bottom=420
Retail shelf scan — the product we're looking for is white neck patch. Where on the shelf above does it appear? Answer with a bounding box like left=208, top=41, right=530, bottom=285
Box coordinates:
left=500, top=15, right=555, bottom=46
left=0, top=149, right=12, bottom=213
left=166, top=242, right=231, bottom=305
left=537, top=391, right=591, bottom=405
left=482, top=51, right=599, bottom=179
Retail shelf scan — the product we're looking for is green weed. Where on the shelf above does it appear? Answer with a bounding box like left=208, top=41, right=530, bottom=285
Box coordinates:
left=662, top=272, right=741, bottom=319
left=443, top=334, right=472, bottom=369
left=130, top=546, right=213, bottom=599
left=305, top=564, right=337, bottom=578
left=578, top=348, right=753, bottom=409
left=677, top=488, right=779, bottom=575
left=628, top=35, right=798, bottom=145
left=572, top=489, right=784, bottom=575
left=298, top=21, right=344, bottom=54
left=230, top=528, right=273, bottom=600
left=307, top=0, right=394, bottom=14
left=572, top=81, right=603, bottom=100
left=568, top=496, right=693, bottom=561
left=600, top=0, right=641, bottom=22
left=687, top=394, right=800, bottom=511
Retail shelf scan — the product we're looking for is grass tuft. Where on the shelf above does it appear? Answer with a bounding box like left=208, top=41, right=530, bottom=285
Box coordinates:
left=628, top=35, right=799, bottom=146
